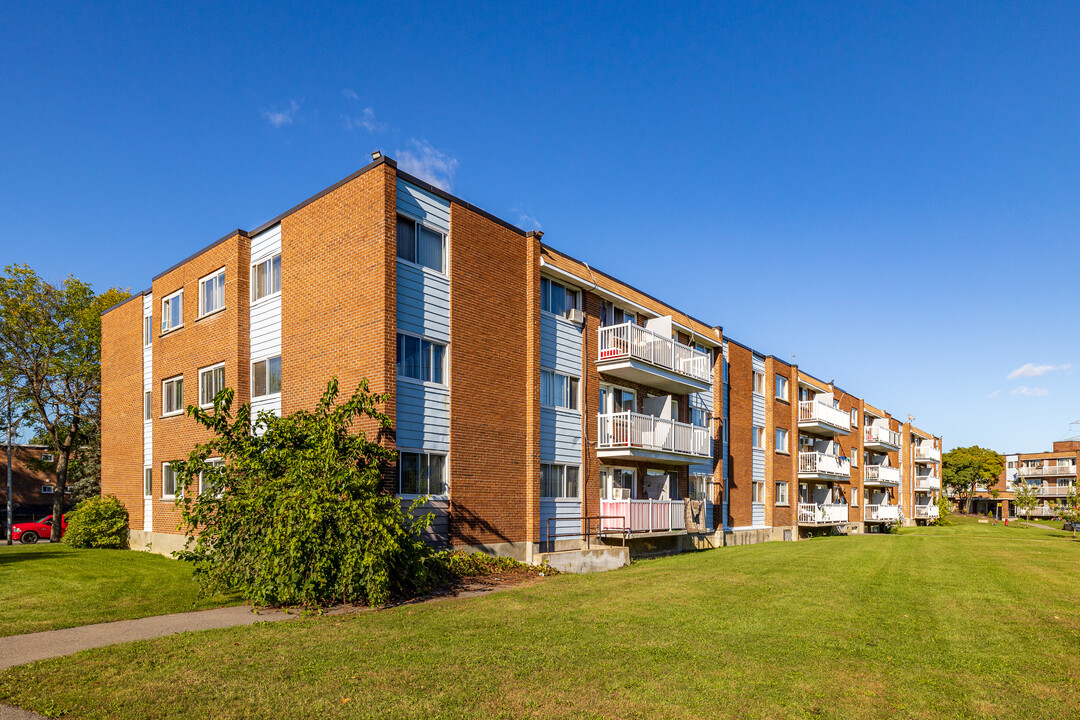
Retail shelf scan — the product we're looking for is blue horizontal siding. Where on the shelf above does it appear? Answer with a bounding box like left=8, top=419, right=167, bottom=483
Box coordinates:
left=396, top=382, right=450, bottom=452
left=397, top=179, right=450, bottom=232
left=396, top=261, right=450, bottom=342
left=540, top=407, right=581, bottom=464
left=540, top=313, right=582, bottom=375
left=540, top=498, right=582, bottom=541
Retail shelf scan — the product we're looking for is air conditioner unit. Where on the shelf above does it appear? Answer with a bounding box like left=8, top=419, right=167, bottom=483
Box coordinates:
left=567, top=308, right=584, bottom=324
left=611, top=487, right=630, bottom=500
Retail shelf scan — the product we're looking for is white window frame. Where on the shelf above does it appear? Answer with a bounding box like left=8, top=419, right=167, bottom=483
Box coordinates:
left=40, top=453, right=54, bottom=462
left=198, top=363, right=226, bottom=408
left=540, top=463, right=581, bottom=499
left=850, top=408, right=858, bottom=427
left=144, top=391, right=152, bottom=421
left=161, top=289, right=184, bottom=334
left=198, top=268, right=226, bottom=318
left=775, top=428, right=789, bottom=454
left=540, top=276, right=581, bottom=321
left=251, top=253, right=282, bottom=303
left=396, top=332, right=447, bottom=387
left=775, top=375, right=788, bottom=401
left=143, top=466, right=152, bottom=498
left=199, top=458, right=225, bottom=496
left=752, top=426, right=765, bottom=450
left=752, top=371, right=765, bottom=396
left=850, top=448, right=858, bottom=467
left=251, top=356, right=282, bottom=399
left=143, top=315, right=152, bottom=346
left=396, top=214, right=447, bottom=275
left=691, top=405, right=708, bottom=428
left=398, top=450, right=448, bottom=498
left=162, top=375, right=184, bottom=417
left=540, top=368, right=580, bottom=411
left=162, top=462, right=178, bottom=500
left=775, top=481, right=789, bottom=506
left=752, top=480, right=765, bottom=504
left=41, top=485, right=54, bottom=494
left=600, top=466, right=636, bottom=500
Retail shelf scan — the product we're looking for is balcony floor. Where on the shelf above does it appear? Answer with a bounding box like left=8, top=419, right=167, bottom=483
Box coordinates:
left=597, top=446, right=711, bottom=466
left=596, top=358, right=710, bottom=395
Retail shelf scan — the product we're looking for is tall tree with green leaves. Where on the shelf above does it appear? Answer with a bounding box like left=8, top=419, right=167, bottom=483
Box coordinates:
left=942, top=446, right=1004, bottom=514
left=1013, top=481, right=1040, bottom=522
left=0, top=265, right=127, bottom=539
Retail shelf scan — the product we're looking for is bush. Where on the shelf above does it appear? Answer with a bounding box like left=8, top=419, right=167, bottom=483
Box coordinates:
left=438, top=551, right=555, bottom=579
left=176, top=379, right=444, bottom=608
left=63, top=494, right=129, bottom=549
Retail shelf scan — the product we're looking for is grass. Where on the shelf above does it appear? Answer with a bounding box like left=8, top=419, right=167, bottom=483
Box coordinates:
left=2, top=518, right=1079, bottom=719
left=0, top=543, right=237, bottom=637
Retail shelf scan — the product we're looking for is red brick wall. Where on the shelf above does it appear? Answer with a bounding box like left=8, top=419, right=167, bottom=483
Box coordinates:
left=726, top=343, right=754, bottom=528
left=0, top=446, right=66, bottom=514
left=101, top=296, right=144, bottom=528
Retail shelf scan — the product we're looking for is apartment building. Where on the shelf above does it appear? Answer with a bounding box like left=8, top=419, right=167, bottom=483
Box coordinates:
left=101, top=154, right=941, bottom=563
left=994, top=441, right=1079, bottom=519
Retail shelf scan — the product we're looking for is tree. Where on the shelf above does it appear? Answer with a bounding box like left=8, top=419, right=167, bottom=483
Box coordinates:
left=1060, top=489, right=1080, bottom=539
left=942, top=446, right=1004, bottom=514
left=175, top=378, right=443, bottom=608
left=0, top=265, right=127, bottom=540
left=1013, top=481, right=1040, bottom=522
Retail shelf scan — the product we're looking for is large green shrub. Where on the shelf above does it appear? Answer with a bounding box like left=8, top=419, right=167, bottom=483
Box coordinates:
left=175, top=379, right=443, bottom=608
left=63, top=494, right=129, bottom=549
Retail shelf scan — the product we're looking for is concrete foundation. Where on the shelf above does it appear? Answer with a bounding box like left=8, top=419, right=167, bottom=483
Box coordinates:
left=128, top=530, right=190, bottom=558
left=536, top=546, right=630, bottom=573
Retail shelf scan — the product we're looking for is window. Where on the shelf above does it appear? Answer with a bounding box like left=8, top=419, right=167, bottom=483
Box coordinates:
left=850, top=408, right=858, bottom=427
left=144, top=391, right=152, bottom=421
left=752, top=426, right=765, bottom=450
left=199, top=269, right=226, bottom=317
left=251, top=254, right=282, bottom=301
left=143, top=467, right=152, bottom=497
left=850, top=448, right=858, bottom=467
left=199, top=364, right=226, bottom=407
left=541, top=464, right=580, bottom=498
left=396, top=333, right=446, bottom=385
left=162, top=376, right=184, bottom=416
left=691, top=406, right=708, bottom=427
left=199, top=458, right=225, bottom=496
left=775, top=428, right=788, bottom=454
left=252, top=356, right=282, bottom=398
left=40, top=453, right=54, bottom=462
left=600, top=467, right=635, bottom=499
left=752, top=371, right=765, bottom=395
left=398, top=452, right=447, bottom=495
left=143, top=315, right=152, bottom=346
left=541, top=369, right=579, bottom=410
left=41, top=485, right=54, bottom=494
left=752, top=480, right=765, bottom=503
left=775, top=481, right=789, bottom=505
left=397, top=215, right=445, bottom=273
left=161, top=290, right=183, bottom=333
left=601, top=301, right=632, bottom=327
left=689, top=475, right=708, bottom=501
left=775, top=375, right=788, bottom=401
left=162, top=462, right=178, bottom=499
left=540, top=277, right=580, bottom=319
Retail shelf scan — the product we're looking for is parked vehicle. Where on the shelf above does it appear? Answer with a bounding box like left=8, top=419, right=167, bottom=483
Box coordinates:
left=11, top=515, right=66, bottom=544
left=1064, top=521, right=1079, bottom=532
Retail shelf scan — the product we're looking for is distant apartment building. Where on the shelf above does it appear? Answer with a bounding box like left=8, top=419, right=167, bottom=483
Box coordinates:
left=101, top=155, right=942, bottom=561
left=980, top=441, right=1079, bottom=519
left=0, top=444, right=66, bottom=524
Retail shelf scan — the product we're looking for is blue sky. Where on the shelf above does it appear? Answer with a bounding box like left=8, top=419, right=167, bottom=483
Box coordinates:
left=2, top=1, right=1078, bottom=452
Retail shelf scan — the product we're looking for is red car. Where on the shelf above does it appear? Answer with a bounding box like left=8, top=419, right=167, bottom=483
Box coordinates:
left=11, top=515, right=66, bottom=544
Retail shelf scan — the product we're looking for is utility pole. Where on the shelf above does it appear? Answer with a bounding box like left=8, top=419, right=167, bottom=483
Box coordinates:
left=6, top=392, right=12, bottom=545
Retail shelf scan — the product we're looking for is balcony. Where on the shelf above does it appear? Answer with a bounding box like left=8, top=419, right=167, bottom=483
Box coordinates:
left=1018, top=465, right=1077, bottom=478
left=864, top=464, right=901, bottom=486
left=599, top=498, right=687, bottom=535
left=915, top=446, right=941, bottom=464
left=913, top=504, right=940, bottom=519
left=1036, top=484, right=1077, bottom=498
left=597, top=322, right=711, bottom=394
left=798, top=502, right=848, bottom=525
left=798, top=401, right=851, bottom=436
left=597, top=411, right=712, bottom=464
left=798, top=452, right=851, bottom=481
left=914, top=475, right=942, bottom=492
left=864, top=425, right=901, bottom=451
left=864, top=504, right=901, bottom=522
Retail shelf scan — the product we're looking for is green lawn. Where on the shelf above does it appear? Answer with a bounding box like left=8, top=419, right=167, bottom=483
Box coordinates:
left=2, top=519, right=1078, bottom=719
left=0, top=543, right=236, bottom=637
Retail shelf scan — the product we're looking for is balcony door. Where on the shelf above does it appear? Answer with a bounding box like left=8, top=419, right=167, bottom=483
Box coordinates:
left=600, top=383, right=635, bottom=414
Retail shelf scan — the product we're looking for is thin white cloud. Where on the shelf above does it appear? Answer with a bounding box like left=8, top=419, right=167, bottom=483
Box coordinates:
left=397, top=139, right=459, bottom=191
left=985, top=390, right=1002, bottom=398
left=263, top=100, right=300, bottom=128
left=1011, top=386, right=1050, bottom=397
left=343, top=107, right=385, bottom=133
left=342, top=88, right=359, bottom=101
left=1006, top=362, right=1072, bottom=379
left=512, top=207, right=542, bottom=231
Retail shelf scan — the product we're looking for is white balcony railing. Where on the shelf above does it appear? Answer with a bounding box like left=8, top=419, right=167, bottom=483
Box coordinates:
left=864, top=504, right=901, bottom=522
left=864, top=425, right=901, bottom=447
left=599, top=498, right=687, bottom=534
left=864, top=465, right=901, bottom=485
left=597, top=322, right=711, bottom=384
left=914, top=475, right=942, bottom=491
left=1036, top=484, right=1077, bottom=497
left=799, top=401, right=851, bottom=432
left=798, top=502, right=848, bottom=525
left=915, top=446, right=941, bottom=463
left=597, top=412, right=711, bottom=459
left=913, top=504, right=940, bottom=519
left=799, top=451, right=851, bottom=477
left=1018, top=465, right=1077, bottom=477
